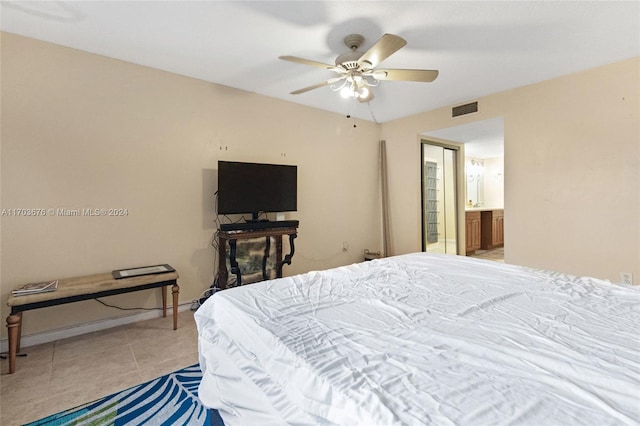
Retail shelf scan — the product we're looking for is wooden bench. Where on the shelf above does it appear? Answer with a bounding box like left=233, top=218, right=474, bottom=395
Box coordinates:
left=5, top=268, right=179, bottom=374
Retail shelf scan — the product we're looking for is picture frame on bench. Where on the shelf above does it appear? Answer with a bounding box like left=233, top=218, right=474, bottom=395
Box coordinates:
left=112, top=264, right=176, bottom=279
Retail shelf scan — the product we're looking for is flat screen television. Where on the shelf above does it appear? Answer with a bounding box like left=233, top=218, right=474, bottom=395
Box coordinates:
left=217, top=161, right=297, bottom=221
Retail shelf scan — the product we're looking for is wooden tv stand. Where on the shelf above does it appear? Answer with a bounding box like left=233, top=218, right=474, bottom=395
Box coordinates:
left=217, top=222, right=298, bottom=289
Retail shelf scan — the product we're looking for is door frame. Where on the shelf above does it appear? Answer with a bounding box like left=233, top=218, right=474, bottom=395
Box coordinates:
left=420, top=138, right=466, bottom=255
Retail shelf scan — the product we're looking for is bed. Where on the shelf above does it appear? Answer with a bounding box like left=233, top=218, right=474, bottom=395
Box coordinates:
left=195, top=252, right=640, bottom=425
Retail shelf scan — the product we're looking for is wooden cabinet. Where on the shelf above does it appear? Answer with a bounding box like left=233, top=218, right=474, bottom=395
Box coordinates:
left=465, top=211, right=481, bottom=255
left=467, top=209, right=504, bottom=255
left=481, top=209, right=504, bottom=250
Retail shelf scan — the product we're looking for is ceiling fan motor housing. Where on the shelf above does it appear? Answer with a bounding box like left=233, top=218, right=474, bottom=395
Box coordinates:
left=335, top=34, right=365, bottom=69
left=335, top=52, right=362, bottom=69
left=344, top=34, right=364, bottom=50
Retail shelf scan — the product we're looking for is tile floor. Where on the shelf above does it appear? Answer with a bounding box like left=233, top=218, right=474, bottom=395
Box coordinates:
left=0, top=310, right=199, bottom=425
left=469, top=246, right=504, bottom=262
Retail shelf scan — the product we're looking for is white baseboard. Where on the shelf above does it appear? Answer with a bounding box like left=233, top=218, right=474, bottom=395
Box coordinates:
left=0, top=304, right=193, bottom=353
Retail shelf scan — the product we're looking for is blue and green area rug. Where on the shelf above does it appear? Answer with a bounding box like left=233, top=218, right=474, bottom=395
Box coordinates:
left=27, top=364, right=224, bottom=426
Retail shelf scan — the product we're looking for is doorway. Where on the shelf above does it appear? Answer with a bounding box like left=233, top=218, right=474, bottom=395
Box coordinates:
left=421, top=141, right=458, bottom=254
left=422, top=117, right=505, bottom=261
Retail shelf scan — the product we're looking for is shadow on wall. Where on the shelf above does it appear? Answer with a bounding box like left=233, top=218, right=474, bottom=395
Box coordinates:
left=188, top=168, right=219, bottom=293
left=203, top=168, right=218, bottom=230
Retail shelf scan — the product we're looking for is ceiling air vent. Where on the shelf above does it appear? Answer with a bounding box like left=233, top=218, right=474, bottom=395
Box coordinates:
left=452, top=101, right=478, bottom=118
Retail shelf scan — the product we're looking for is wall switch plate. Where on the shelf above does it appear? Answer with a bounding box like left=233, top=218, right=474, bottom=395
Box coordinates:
left=620, top=272, right=633, bottom=285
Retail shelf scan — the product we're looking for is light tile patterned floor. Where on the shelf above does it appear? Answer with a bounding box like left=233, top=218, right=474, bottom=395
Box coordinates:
left=0, top=310, right=198, bottom=425
left=470, top=247, right=504, bottom=262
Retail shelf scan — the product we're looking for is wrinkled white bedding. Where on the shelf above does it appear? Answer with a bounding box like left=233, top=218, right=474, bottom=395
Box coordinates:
left=196, top=253, right=640, bottom=425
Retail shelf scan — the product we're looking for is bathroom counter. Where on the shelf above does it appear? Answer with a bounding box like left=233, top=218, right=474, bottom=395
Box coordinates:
left=465, top=207, right=503, bottom=212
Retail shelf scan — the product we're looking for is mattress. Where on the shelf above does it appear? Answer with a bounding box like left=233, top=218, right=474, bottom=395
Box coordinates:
left=195, top=252, right=640, bottom=425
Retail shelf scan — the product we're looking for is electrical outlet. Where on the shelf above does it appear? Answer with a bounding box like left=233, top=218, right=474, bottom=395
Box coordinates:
left=620, top=272, right=633, bottom=285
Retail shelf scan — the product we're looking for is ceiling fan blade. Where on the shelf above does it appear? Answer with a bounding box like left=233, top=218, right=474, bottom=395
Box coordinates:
left=357, top=34, right=407, bottom=69
left=290, top=77, right=345, bottom=95
left=279, top=55, right=338, bottom=71
left=372, top=69, right=439, bottom=82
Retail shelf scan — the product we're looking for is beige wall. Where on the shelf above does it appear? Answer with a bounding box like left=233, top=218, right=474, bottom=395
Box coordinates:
left=482, top=157, right=504, bottom=209
left=0, top=33, right=382, bottom=337
left=382, top=57, right=640, bottom=283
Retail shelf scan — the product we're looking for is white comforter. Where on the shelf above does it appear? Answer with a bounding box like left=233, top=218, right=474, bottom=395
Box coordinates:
left=196, top=253, right=640, bottom=425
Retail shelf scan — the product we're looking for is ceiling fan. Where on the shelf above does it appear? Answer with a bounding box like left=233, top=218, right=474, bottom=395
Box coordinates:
left=279, top=33, right=439, bottom=102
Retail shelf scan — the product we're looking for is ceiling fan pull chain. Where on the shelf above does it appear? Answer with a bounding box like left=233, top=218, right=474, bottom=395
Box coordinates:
left=346, top=99, right=358, bottom=128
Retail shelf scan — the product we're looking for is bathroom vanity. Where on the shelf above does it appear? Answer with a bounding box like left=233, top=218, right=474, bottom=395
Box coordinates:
left=465, top=208, right=504, bottom=255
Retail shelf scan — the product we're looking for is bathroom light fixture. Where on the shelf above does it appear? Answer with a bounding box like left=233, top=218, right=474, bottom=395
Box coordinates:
left=467, top=159, right=484, bottom=181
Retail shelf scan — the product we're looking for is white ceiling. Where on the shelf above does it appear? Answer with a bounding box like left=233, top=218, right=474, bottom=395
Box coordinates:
left=424, top=117, right=505, bottom=159
left=1, top=1, right=639, bottom=126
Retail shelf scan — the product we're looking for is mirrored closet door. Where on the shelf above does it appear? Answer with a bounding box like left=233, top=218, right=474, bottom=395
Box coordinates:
left=421, top=142, right=458, bottom=254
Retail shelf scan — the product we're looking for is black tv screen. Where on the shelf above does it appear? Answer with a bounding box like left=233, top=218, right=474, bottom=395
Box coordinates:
left=217, top=161, right=297, bottom=219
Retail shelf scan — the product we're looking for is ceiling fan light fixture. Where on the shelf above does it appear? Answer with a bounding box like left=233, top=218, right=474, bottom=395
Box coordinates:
left=339, top=82, right=372, bottom=100
left=339, top=80, right=371, bottom=100
left=340, top=85, right=353, bottom=98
